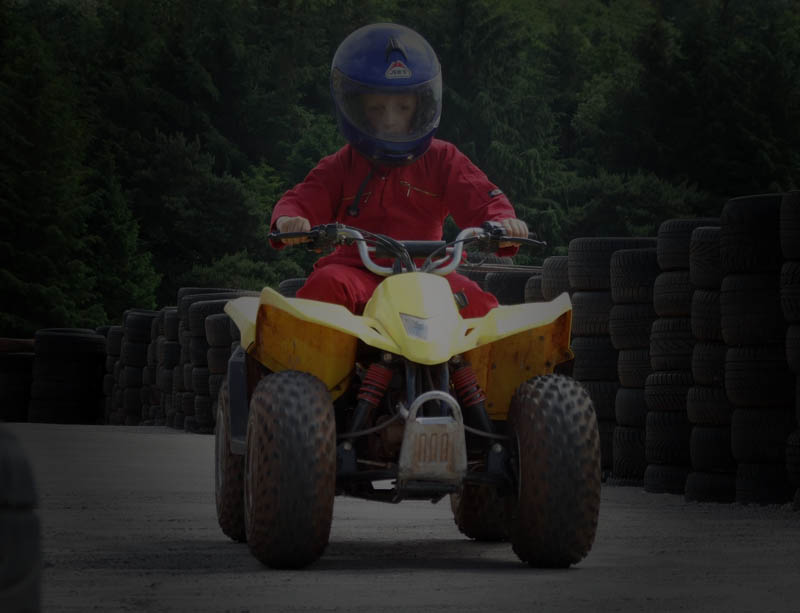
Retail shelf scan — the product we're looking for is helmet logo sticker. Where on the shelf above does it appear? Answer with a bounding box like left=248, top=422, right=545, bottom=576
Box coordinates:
left=385, top=60, right=412, bottom=79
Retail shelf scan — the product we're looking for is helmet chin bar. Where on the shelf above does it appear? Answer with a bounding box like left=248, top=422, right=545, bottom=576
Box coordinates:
left=370, top=148, right=418, bottom=167
left=339, top=116, right=437, bottom=166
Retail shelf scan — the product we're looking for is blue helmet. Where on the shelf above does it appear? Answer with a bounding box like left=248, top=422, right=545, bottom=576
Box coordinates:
left=331, top=23, right=442, bottom=165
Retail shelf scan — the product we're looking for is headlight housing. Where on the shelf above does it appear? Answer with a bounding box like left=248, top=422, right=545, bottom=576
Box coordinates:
left=399, top=313, right=430, bottom=340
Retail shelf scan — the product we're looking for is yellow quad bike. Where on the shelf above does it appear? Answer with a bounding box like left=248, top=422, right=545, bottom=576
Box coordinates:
left=214, top=222, right=601, bottom=569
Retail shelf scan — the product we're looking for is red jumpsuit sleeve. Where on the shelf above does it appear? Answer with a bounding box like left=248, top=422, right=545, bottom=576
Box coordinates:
left=437, top=142, right=519, bottom=257
left=269, top=148, right=345, bottom=249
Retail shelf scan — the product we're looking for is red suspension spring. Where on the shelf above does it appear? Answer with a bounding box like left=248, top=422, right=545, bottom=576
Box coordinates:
left=357, top=363, right=393, bottom=407
left=452, top=365, right=486, bottom=408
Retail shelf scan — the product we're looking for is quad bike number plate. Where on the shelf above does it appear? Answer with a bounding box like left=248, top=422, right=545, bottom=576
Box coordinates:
left=397, top=391, right=467, bottom=486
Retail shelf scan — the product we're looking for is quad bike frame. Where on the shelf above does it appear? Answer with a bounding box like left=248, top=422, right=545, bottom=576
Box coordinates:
left=215, top=223, right=600, bottom=569
left=224, top=225, right=573, bottom=500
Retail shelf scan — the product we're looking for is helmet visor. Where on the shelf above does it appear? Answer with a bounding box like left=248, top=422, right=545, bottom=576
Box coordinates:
left=332, top=69, right=442, bottom=143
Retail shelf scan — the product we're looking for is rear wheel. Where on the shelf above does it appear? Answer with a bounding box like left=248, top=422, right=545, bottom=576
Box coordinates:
left=214, top=379, right=246, bottom=542
left=244, top=371, right=336, bottom=569
left=450, top=483, right=508, bottom=542
left=507, top=374, right=601, bottom=567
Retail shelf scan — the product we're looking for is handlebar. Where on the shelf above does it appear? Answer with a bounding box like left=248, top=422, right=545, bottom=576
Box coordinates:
left=267, top=222, right=546, bottom=277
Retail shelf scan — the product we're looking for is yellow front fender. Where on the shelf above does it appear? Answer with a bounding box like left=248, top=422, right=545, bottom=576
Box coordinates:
left=225, top=280, right=574, bottom=410
left=224, top=288, right=403, bottom=400
left=462, top=299, right=574, bottom=419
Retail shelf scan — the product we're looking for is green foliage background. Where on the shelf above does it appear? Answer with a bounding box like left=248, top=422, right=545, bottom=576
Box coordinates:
left=1, top=0, right=798, bottom=335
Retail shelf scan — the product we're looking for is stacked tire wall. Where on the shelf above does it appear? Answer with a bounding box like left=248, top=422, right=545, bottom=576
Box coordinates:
left=643, top=218, right=718, bottom=494
left=568, top=237, right=657, bottom=472
left=104, top=326, right=123, bottom=423
left=27, top=329, right=106, bottom=424
left=685, top=225, right=736, bottom=502
left=173, top=289, right=234, bottom=431
left=118, top=310, right=159, bottom=426
left=156, top=308, right=180, bottom=427
left=780, top=191, right=800, bottom=507
left=0, top=339, right=34, bottom=422
left=188, top=300, right=233, bottom=433
left=541, top=255, right=570, bottom=302
left=140, top=312, right=164, bottom=425
left=456, top=253, right=513, bottom=294
left=541, top=255, right=571, bottom=377
left=608, top=248, right=659, bottom=486
left=722, top=194, right=794, bottom=503
left=484, top=267, right=543, bottom=305
left=205, top=312, right=239, bottom=427
left=174, top=288, right=258, bottom=432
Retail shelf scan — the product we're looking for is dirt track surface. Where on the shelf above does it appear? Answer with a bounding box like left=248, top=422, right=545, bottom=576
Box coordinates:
left=8, top=423, right=800, bottom=612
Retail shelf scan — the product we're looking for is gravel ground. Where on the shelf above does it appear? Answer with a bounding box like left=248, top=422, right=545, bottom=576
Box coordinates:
left=6, top=423, right=800, bottom=612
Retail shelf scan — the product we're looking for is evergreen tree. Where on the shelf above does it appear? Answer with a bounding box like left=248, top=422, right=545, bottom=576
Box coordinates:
left=0, top=1, right=98, bottom=335
left=84, top=151, right=160, bottom=319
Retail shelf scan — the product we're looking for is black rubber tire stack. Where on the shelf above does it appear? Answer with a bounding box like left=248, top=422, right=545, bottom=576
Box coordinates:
left=541, top=255, right=570, bottom=301
left=170, top=319, right=187, bottom=430
left=780, top=191, right=800, bottom=506
left=205, top=312, right=236, bottom=430
left=173, top=288, right=238, bottom=430
left=104, top=326, right=123, bottom=424
left=139, top=311, right=163, bottom=425
left=0, top=426, right=41, bottom=610
left=94, top=326, right=111, bottom=421
left=685, top=225, right=736, bottom=502
left=187, top=299, right=238, bottom=434
left=156, top=307, right=180, bottom=428
left=607, top=248, right=659, bottom=486
left=457, top=252, right=514, bottom=291
left=0, top=339, right=34, bottom=422
left=484, top=268, right=540, bottom=305
left=568, top=237, right=657, bottom=472
left=27, top=328, right=106, bottom=424
left=523, top=273, right=545, bottom=303
left=118, top=310, right=159, bottom=426
left=644, top=218, right=718, bottom=494
left=722, top=194, right=794, bottom=504
left=176, top=289, right=258, bottom=432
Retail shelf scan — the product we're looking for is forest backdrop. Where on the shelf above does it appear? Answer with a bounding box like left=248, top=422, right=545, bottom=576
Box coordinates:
left=1, top=0, right=799, bottom=335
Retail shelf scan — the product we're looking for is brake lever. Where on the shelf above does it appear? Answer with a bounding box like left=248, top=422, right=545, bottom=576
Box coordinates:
left=514, top=236, right=548, bottom=249
left=479, top=221, right=546, bottom=250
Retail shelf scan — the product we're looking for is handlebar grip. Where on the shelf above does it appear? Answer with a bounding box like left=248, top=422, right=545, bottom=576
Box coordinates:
left=268, top=231, right=311, bottom=240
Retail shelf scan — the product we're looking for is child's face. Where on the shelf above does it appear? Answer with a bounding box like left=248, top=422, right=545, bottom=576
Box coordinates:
left=363, top=93, right=417, bottom=138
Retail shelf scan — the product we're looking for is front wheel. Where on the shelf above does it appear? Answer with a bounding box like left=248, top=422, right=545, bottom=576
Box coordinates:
left=244, top=370, right=336, bottom=569
left=507, top=374, right=601, bottom=567
left=214, top=378, right=246, bottom=542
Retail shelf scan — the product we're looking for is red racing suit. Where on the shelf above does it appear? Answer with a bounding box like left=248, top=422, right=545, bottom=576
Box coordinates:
left=270, top=139, right=519, bottom=317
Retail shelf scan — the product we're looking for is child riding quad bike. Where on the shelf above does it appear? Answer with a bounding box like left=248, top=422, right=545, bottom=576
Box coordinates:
left=214, top=221, right=601, bottom=569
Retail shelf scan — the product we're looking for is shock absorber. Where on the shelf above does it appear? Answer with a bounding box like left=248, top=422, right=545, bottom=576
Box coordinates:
left=347, top=362, right=393, bottom=435
left=452, top=363, right=494, bottom=434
